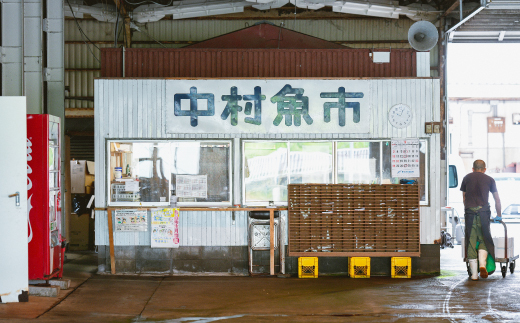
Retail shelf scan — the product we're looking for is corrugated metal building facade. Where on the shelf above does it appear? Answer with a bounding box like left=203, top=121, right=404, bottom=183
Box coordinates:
left=94, top=78, right=441, bottom=275
left=65, top=18, right=439, bottom=110
left=65, top=16, right=445, bottom=275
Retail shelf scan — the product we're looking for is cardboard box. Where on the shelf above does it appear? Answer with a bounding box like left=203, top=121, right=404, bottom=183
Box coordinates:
left=71, top=160, right=95, bottom=194
left=67, top=213, right=90, bottom=251
left=494, top=237, right=514, bottom=259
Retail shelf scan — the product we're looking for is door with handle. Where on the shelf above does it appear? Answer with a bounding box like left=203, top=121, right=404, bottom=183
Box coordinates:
left=9, top=192, right=21, bottom=206
left=0, top=97, right=28, bottom=303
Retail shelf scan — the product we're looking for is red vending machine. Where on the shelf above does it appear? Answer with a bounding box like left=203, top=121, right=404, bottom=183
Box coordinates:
left=27, top=114, right=65, bottom=280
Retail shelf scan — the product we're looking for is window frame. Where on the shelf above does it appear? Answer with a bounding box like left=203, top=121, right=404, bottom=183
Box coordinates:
left=242, top=139, right=429, bottom=207
left=106, top=139, right=233, bottom=207
left=242, top=140, right=334, bottom=207
left=335, top=139, right=383, bottom=185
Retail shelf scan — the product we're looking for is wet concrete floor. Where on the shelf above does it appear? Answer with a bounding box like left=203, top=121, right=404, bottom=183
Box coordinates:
left=2, top=245, right=520, bottom=323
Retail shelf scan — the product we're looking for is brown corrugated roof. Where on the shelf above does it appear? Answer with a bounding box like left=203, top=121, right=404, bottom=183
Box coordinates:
left=101, top=48, right=417, bottom=78
left=186, top=22, right=347, bottom=49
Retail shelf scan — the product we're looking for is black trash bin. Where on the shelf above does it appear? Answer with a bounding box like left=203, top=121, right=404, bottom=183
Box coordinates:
left=248, top=211, right=280, bottom=220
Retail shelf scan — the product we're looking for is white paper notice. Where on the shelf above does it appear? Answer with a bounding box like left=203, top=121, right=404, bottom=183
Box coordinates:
left=176, top=175, right=207, bottom=198
left=391, top=139, right=420, bottom=178
left=151, top=208, right=180, bottom=248
left=125, top=180, right=140, bottom=192
left=114, top=209, right=147, bottom=231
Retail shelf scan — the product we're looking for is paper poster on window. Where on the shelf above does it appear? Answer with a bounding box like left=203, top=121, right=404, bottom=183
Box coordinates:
left=124, top=180, right=139, bottom=192
left=176, top=175, right=207, bottom=198
left=114, top=209, right=147, bottom=231
left=391, top=139, right=420, bottom=178
left=151, top=208, right=180, bottom=248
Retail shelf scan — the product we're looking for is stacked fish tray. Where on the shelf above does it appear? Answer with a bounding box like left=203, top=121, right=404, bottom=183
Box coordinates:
left=288, top=184, right=420, bottom=257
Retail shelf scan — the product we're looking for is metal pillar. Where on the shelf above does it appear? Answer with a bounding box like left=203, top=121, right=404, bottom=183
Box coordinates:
left=1, top=0, right=24, bottom=96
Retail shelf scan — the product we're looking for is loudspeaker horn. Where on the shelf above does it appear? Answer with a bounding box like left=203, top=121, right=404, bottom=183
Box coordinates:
left=408, top=21, right=438, bottom=51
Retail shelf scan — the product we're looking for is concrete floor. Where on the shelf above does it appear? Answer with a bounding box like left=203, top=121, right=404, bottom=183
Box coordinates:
left=2, top=245, right=520, bottom=323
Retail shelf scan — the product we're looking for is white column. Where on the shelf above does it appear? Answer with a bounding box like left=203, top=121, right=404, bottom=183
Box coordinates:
left=24, top=0, right=43, bottom=114
left=1, top=0, right=23, bottom=95
left=45, top=0, right=65, bottom=235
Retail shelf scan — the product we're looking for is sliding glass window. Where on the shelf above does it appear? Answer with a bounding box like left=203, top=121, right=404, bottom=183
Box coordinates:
left=289, top=142, right=333, bottom=185
left=108, top=140, right=232, bottom=207
left=337, top=141, right=380, bottom=184
left=243, top=139, right=428, bottom=206
left=243, top=142, right=288, bottom=204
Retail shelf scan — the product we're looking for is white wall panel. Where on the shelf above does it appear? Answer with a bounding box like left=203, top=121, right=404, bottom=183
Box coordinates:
left=95, top=78, right=441, bottom=246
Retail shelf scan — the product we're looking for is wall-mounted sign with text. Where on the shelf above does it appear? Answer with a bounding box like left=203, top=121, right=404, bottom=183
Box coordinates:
left=151, top=208, right=180, bottom=248
left=165, top=79, right=370, bottom=134
left=114, top=209, right=148, bottom=232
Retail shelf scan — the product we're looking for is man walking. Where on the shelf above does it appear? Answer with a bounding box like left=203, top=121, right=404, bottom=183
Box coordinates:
left=460, top=159, right=501, bottom=280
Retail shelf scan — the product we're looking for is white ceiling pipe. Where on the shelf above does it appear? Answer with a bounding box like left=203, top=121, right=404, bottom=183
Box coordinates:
left=64, top=2, right=118, bottom=22
left=133, top=1, right=249, bottom=22
left=65, top=0, right=440, bottom=24
left=251, top=0, right=289, bottom=10
left=332, top=2, right=400, bottom=19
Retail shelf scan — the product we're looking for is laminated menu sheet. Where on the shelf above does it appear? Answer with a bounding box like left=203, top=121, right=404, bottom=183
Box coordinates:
left=151, top=208, right=180, bottom=248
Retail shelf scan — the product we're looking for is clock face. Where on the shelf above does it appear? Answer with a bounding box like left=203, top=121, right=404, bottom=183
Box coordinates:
left=388, top=104, right=412, bottom=129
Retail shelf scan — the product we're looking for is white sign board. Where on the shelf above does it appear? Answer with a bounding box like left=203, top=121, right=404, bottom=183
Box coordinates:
left=176, top=175, right=208, bottom=198
left=391, top=139, right=420, bottom=178
left=165, top=79, right=370, bottom=134
left=151, top=208, right=180, bottom=248
left=114, top=209, right=148, bottom=231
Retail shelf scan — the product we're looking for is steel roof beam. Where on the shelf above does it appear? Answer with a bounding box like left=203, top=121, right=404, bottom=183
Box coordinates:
left=446, top=0, right=486, bottom=33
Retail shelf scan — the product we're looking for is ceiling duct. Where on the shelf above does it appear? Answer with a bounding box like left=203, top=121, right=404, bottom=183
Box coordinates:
left=64, top=0, right=440, bottom=23
left=64, top=1, right=118, bottom=22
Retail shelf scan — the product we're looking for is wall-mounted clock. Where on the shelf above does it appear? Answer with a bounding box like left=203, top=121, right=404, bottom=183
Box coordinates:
left=388, top=104, right=412, bottom=129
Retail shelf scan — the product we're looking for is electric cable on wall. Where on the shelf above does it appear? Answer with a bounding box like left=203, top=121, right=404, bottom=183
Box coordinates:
left=66, top=0, right=101, bottom=63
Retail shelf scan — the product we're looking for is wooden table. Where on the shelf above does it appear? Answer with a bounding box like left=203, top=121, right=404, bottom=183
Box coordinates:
left=103, top=206, right=287, bottom=275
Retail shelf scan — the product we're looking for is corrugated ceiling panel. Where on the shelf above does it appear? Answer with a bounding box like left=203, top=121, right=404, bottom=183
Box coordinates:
left=65, top=44, right=104, bottom=69
left=65, top=70, right=98, bottom=108
left=65, top=19, right=117, bottom=42
left=66, top=19, right=415, bottom=44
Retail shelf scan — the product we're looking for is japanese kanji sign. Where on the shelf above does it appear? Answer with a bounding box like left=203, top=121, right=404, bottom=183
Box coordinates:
left=391, top=139, right=420, bottom=178
left=165, top=80, right=370, bottom=134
